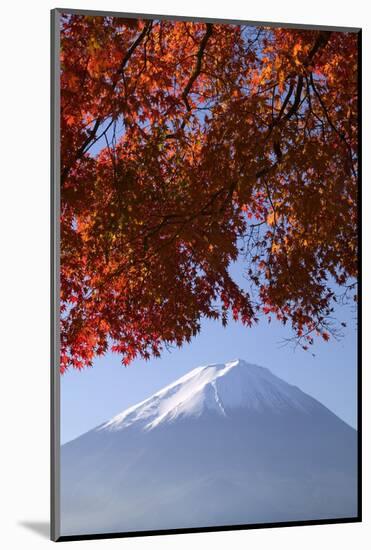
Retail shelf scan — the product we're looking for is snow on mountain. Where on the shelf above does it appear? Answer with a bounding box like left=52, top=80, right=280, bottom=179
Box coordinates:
left=99, top=359, right=320, bottom=432
left=60, top=359, right=358, bottom=537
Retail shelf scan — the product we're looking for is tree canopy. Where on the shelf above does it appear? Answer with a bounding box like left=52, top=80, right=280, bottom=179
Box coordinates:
left=60, top=15, right=358, bottom=372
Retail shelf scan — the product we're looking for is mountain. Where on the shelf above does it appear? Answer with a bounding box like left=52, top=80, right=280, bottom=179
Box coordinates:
left=60, top=359, right=358, bottom=536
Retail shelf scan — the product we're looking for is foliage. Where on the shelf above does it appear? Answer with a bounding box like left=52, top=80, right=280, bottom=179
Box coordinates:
left=60, top=15, right=358, bottom=372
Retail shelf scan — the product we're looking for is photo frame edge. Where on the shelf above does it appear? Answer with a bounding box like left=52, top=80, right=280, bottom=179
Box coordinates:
left=51, top=7, right=61, bottom=543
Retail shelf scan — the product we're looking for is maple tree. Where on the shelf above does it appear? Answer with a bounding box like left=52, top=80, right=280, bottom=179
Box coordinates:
left=59, top=15, right=358, bottom=372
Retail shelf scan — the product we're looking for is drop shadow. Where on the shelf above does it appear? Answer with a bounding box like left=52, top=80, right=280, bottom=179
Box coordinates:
left=18, top=521, right=50, bottom=539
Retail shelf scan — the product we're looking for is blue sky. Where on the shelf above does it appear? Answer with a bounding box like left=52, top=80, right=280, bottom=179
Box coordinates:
left=61, top=260, right=357, bottom=443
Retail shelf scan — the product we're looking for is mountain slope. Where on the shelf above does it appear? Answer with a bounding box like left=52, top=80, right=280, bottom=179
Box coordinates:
left=60, top=359, right=358, bottom=536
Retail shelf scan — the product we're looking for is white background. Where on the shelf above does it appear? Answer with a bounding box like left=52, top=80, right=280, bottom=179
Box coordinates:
left=0, top=0, right=368, bottom=548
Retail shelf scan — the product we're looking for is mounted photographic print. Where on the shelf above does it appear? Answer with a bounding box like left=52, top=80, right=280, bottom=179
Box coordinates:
left=51, top=8, right=361, bottom=542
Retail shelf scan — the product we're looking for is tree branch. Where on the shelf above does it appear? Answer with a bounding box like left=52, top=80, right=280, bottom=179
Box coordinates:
left=182, top=24, right=213, bottom=112
left=166, top=24, right=213, bottom=138
left=62, top=20, right=153, bottom=184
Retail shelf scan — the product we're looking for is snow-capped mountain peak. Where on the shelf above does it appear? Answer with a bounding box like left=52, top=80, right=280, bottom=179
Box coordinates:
left=99, top=358, right=313, bottom=433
